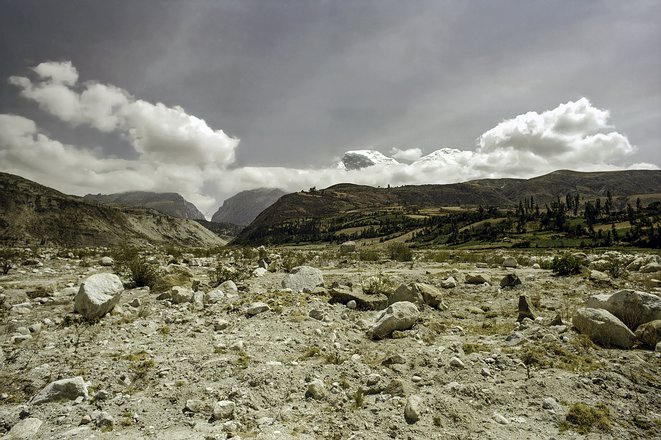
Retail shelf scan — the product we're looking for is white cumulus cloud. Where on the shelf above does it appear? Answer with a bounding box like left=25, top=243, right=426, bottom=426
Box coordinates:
left=9, top=61, right=238, bottom=167
left=390, top=147, right=423, bottom=162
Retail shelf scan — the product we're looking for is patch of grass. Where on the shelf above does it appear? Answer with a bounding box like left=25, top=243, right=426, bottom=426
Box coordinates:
left=235, top=350, right=251, bottom=369
left=352, top=388, right=365, bottom=409
left=560, top=402, right=611, bottom=434
left=468, top=321, right=515, bottom=336
left=463, top=343, right=489, bottom=355
left=300, top=345, right=321, bottom=359
left=518, top=341, right=602, bottom=373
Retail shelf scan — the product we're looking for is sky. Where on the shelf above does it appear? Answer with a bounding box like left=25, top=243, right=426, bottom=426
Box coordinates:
left=0, top=0, right=660, bottom=218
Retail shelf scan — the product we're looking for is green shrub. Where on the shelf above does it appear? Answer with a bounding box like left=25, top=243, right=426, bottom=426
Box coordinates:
left=210, top=264, right=249, bottom=286
left=361, top=273, right=395, bottom=295
left=551, top=254, right=582, bottom=276
left=387, top=242, right=413, bottom=262
left=0, top=248, right=20, bottom=275
left=358, top=249, right=380, bottom=262
left=112, top=245, right=160, bottom=288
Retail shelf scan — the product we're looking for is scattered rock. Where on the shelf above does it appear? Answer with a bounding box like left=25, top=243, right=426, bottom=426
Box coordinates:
left=500, top=274, right=521, bottom=288
left=517, top=295, right=537, bottom=322
left=30, top=376, right=88, bottom=405
left=634, top=319, right=661, bottom=348
left=213, top=319, right=229, bottom=331
left=346, top=300, right=357, bottom=310
left=640, top=262, right=661, bottom=273
left=465, top=274, right=489, bottom=285
left=441, top=276, right=457, bottom=289
left=339, top=241, right=357, bottom=254
left=169, top=286, right=194, bottom=304
left=219, top=280, right=238, bottom=294
left=493, top=412, right=509, bottom=425
left=502, top=257, right=518, bottom=268
left=184, top=399, right=204, bottom=414
left=572, top=308, right=637, bottom=349
left=368, top=301, right=419, bottom=339
left=74, top=273, right=123, bottom=320
left=253, top=267, right=268, bottom=277
left=415, top=283, right=448, bottom=310
left=542, top=397, right=561, bottom=412
left=308, top=309, right=326, bottom=321
left=213, top=400, right=236, bottom=420
left=404, top=395, right=423, bottom=424
left=282, top=266, right=324, bottom=293
left=589, top=270, right=610, bottom=282
left=389, top=284, right=424, bottom=307
left=305, top=379, right=326, bottom=400
left=4, top=417, right=43, bottom=439
left=246, top=302, right=270, bottom=316
left=98, top=256, right=114, bottom=266
left=586, top=290, right=661, bottom=329
left=449, top=357, right=465, bottom=369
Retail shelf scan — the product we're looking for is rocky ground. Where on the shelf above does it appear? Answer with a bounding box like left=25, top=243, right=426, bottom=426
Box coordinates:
left=1, top=246, right=660, bottom=439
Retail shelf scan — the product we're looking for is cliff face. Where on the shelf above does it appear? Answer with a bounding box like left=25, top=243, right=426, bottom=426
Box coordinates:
left=211, top=188, right=287, bottom=226
left=0, top=173, right=225, bottom=247
left=83, top=191, right=206, bottom=220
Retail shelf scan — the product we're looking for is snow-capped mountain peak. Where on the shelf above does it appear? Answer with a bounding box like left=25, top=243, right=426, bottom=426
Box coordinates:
left=338, top=149, right=400, bottom=170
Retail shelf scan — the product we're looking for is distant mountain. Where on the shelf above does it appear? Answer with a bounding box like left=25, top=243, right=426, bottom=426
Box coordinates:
left=84, top=191, right=205, bottom=219
left=0, top=173, right=225, bottom=247
left=234, top=169, right=661, bottom=245
left=337, top=150, right=400, bottom=170
left=211, top=188, right=287, bottom=225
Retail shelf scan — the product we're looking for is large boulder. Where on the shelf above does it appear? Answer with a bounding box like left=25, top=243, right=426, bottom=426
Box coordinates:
left=282, top=266, right=324, bottom=293
left=30, top=376, right=88, bottom=405
left=586, top=290, right=661, bottom=329
left=502, top=257, right=518, bottom=268
left=634, top=320, right=661, bottom=349
left=389, top=283, right=448, bottom=309
left=640, top=262, right=661, bottom=273
left=329, top=286, right=388, bottom=310
left=389, top=284, right=424, bottom=307
left=369, top=301, right=419, bottom=340
left=74, top=273, right=123, bottom=320
left=572, top=308, right=637, bottom=349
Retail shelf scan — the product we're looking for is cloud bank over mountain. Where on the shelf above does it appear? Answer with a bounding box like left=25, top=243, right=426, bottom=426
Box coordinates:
left=1, top=61, right=657, bottom=216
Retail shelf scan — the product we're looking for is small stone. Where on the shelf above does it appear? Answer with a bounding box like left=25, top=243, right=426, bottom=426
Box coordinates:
left=481, top=368, right=491, bottom=377
left=79, top=415, right=92, bottom=425
left=404, top=395, right=423, bottom=424
left=129, top=298, right=141, bottom=308
left=94, top=411, right=114, bottom=429
left=246, top=302, right=270, bottom=316
left=305, top=379, right=326, bottom=400
left=542, top=397, right=561, bottom=412
left=449, top=357, right=465, bottom=369
left=347, top=300, right=357, bottom=310
left=213, top=319, right=229, bottom=331
left=213, top=400, right=236, bottom=420
left=502, top=257, right=518, bottom=268
left=308, top=309, right=325, bottom=321
left=493, top=412, right=509, bottom=425
left=441, top=276, right=457, bottom=289
left=94, top=389, right=109, bottom=401
left=184, top=399, right=204, bottom=414
left=500, top=274, right=521, bottom=289
left=98, top=256, right=114, bottom=266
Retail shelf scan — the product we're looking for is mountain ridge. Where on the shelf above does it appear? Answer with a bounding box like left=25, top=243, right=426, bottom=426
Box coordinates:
left=83, top=191, right=205, bottom=220
left=0, top=172, right=225, bottom=247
